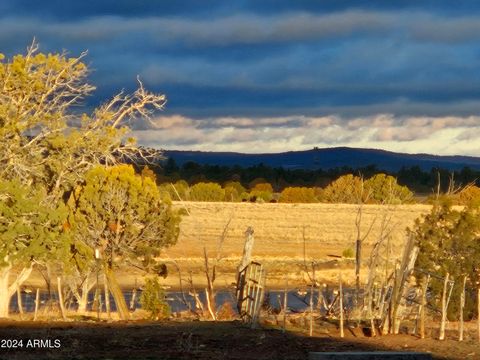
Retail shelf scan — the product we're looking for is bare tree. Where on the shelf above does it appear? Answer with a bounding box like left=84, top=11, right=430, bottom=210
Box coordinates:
left=353, top=178, right=375, bottom=307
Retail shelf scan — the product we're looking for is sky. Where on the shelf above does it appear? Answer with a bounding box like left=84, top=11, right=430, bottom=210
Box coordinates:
left=2, top=1, right=480, bottom=155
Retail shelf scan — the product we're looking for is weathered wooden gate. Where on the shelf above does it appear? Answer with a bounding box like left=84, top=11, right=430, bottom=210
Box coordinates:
left=236, top=261, right=266, bottom=325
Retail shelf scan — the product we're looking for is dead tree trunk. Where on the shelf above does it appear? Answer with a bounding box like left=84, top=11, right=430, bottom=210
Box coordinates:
left=203, top=246, right=216, bottom=320
left=353, top=199, right=376, bottom=310
left=392, top=236, right=419, bottom=334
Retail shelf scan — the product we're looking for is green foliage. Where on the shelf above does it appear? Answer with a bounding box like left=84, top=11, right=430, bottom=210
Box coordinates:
left=251, top=182, right=273, bottom=193
left=322, top=173, right=414, bottom=204
left=364, top=173, right=414, bottom=204
left=224, top=181, right=247, bottom=202
left=248, top=178, right=271, bottom=190
left=313, top=187, right=325, bottom=202
left=157, top=183, right=173, bottom=202
left=249, top=182, right=274, bottom=202
left=171, top=180, right=190, bottom=201
left=1, top=43, right=166, bottom=200
left=0, top=45, right=95, bottom=192
left=323, top=174, right=364, bottom=203
left=0, top=44, right=170, bottom=318
left=342, top=247, right=355, bottom=259
left=279, top=187, right=318, bottom=203
left=189, top=182, right=225, bottom=201
left=158, top=180, right=191, bottom=202
left=0, top=178, right=69, bottom=267
left=410, top=199, right=480, bottom=319
left=140, top=277, right=170, bottom=320
left=68, top=164, right=180, bottom=270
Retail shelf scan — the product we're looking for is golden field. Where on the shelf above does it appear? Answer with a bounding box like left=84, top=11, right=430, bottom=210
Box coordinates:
left=158, top=201, right=433, bottom=289
left=21, top=201, right=434, bottom=291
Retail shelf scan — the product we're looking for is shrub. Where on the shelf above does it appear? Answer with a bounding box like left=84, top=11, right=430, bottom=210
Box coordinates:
left=158, top=184, right=172, bottom=202
left=248, top=178, right=270, bottom=189
left=249, top=182, right=274, bottom=202
left=190, top=182, right=225, bottom=201
left=323, top=174, right=364, bottom=203
left=224, top=181, right=247, bottom=202
left=342, top=247, right=355, bottom=259
left=364, top=173, right=414, bottom=204
left=456, top=185, right=480, bottom=206
left=410, top=200, right=480, bottom=320
left=313, top=187, right=325, bottom=202
left=216, top=301, right=237, bottom=320
left=158, top=180, right=190, bottom=202
left=279, top=187, right=317, bottom=203
left=171, top=180, right=190, bottom=201
left=140, top=277, right=170, bottom=320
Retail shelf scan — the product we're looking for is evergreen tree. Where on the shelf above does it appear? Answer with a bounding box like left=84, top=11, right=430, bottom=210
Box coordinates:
left=67, top=165, right=180, bottom=319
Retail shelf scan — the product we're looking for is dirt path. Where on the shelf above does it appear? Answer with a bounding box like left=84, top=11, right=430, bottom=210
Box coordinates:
left=0, top=320, right=477, bottom=359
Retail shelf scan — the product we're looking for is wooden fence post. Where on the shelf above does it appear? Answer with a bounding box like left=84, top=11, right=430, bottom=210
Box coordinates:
left=34, top=288, right=40, bottom=321
left=420, top=274, right=430, bottom=339
left=16, top=286, right=23, bottom=318
left=130, top=288, right=137, bottom=311
left=283, top=274, right=288, bottom=333
left=309, top=265, right=315, bottom=337
left=477, top=286, right=480, bottom=343
left=240, top=227, right=255, bottom=271
left=236, top=227, right=255, bottom=315
left=459, top=276, right=466, bottom=341
left=339, top=270, right=344, bottom=338
left=57, top=277, right=67, bottom=320
left=104, top=273, right=111, bottom=319
left=439, top=273, right=449, bottom=340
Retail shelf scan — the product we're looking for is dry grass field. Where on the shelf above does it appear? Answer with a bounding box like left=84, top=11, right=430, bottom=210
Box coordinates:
left=156, top=201, right=433, bottom=289
left=20, top=201, right=434, bottom=291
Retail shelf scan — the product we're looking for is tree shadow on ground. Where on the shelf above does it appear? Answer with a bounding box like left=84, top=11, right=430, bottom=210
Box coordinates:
left=0, top=320, right=472, bottom=360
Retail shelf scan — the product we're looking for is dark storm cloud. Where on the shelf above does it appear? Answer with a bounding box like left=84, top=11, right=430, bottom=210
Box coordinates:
left=2, top=9, right=480, bottom=118
left=2, top=1, right=480, bottom=154
left=3, top=0, right=480, bottom=20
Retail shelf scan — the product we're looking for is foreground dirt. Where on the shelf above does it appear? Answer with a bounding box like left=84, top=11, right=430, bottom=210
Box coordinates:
left=0, top=319, right=478, bottom=360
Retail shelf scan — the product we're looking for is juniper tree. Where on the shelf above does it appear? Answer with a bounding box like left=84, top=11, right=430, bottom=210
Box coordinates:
left=410, top=198, right=480, bottom=319
left=364, top=173, right=414, bottom=204
left=0, top=179, right=68, bottom=317
left=67, top=165, right=180, bottom=319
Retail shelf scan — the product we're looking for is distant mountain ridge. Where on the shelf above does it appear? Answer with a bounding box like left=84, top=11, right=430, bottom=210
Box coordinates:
left=163, top=147, right=480, bottom=172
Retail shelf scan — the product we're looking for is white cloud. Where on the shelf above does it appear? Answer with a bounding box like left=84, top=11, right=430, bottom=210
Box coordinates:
left=130, top=114, right=480, bottom=156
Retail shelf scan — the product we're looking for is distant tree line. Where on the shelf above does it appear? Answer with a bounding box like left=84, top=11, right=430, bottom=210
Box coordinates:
left=154, top=172, right=415, bottom=204
left=140, top=159, right=480, bottom=204
left=150, top=158, right=480, bottom=196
